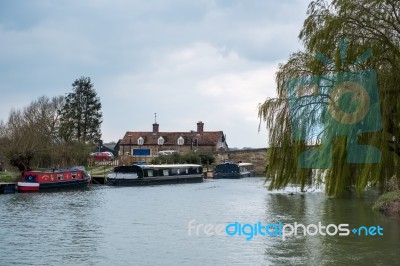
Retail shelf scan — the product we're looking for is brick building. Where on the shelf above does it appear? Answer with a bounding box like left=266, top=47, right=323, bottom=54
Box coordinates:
left=119, top=121, right=229, bottom=162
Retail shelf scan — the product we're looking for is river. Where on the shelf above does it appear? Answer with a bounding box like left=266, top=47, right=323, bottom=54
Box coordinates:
left=0, top=177, right=399, bottom=265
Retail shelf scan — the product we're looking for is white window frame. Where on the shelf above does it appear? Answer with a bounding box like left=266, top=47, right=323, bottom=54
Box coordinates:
left=138, top=136, right=144, bottom=146
left=177, top=136, right=184, bottom=146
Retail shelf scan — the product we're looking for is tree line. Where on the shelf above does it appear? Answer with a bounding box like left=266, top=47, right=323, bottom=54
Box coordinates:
left=259, top=0, right=400, bottom=196
left=0, top=76, right=102, bottom=172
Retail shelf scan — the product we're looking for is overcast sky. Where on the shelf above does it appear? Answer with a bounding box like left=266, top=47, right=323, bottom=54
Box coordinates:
left=0, top=0, right=310, bottom=148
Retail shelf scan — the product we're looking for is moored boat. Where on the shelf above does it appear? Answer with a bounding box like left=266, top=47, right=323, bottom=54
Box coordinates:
left=213, top=162, right=255, bottom=179
left=18, top=166, right=91, bottom=192
left=238, top=162, right=256, bottom=177
left=106, top=164, right=203, bottom=186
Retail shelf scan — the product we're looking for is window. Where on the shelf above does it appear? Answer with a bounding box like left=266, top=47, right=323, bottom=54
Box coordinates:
left=138, top=136, right=144, bottom=146
left=133, top=149, right=150, bottom=156
left=72, top=173, right=77, bottom=179
left=158, top=136, right=164, bottom=145
left=177, top=136, right=184, bottom=146
left=57, top=174, right=63, bottom=181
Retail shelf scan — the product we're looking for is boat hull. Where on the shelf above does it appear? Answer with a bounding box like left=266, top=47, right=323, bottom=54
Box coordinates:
left=213, top=173, right=243, bottom=179
left=0, top=183, right=17, bottom=193
left=18, top=179, right=90, bottom=192
left=107, top=174, right=203, bottom=186
left=17, top=182, right=40, bottom=192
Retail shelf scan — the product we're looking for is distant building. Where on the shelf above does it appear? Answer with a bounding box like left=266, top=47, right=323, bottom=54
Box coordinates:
left=119, top=121, right=229, bottom=161
left=101, top=141, right=121, bottom=157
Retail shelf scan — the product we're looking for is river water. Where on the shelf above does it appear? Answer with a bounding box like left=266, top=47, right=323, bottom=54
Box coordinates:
left=0, top=177, right=399, bottom=265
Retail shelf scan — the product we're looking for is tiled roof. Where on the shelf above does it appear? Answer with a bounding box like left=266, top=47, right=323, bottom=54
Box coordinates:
left=103, top=143, right=117, bottom=150
left=120, top=131, right=224, bottom=146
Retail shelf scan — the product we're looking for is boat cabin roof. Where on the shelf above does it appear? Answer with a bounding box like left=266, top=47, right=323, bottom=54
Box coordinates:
left=24, top=167, right=86, bottom=174
left=140, top=164, right=201, bottom=169
left=238, top=163, right=254, bottom=167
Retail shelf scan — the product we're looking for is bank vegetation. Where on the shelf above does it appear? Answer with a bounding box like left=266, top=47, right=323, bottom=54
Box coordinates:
left=259, top=0, right=400, bottom=198
left=0, top=76, right=102, bottom=173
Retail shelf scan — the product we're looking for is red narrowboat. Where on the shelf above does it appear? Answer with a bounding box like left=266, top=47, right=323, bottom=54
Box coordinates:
left=18, top=167, right=91, bottom=192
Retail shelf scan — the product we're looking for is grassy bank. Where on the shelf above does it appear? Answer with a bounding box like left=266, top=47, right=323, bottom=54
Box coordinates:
left=373, top=191, right=400, bottom=219
left=87, top=165, right=114, bottom=177
left=0, top=172, right=20, bottom=183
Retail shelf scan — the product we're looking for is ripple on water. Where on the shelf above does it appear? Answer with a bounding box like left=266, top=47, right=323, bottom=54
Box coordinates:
left=0, top=178, right=399, bottom=265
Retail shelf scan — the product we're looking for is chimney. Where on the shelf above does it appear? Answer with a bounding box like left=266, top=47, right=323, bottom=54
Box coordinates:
left=153, top=123, right=159, bottom=134
left=197, top=121, right=204, bottom=133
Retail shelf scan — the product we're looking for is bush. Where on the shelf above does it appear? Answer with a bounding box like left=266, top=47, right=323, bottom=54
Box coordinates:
left=372, top=191, right=400, bottom=211
left=0, top=172, right=20, bottom=182
left=151, top=152, right=215, bottom=165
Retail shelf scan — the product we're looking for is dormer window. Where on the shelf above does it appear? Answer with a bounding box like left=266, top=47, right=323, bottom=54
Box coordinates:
left=177, top=136, right=184, bottom=146
left=158, top=136, right=164, bottom=145
left=138, top=136, right=144, bottom=146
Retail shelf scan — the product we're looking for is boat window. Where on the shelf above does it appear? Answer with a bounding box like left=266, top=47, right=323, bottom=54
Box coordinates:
left=57, top=174, right=63, bottom=181
left=215, top=163, right=239, bottom=173
left=185, top=168, right=188, bottom=174
left=163, top=169, right=169, bottom=176
left=147, top=170, right=153, bottom=177
left=72, top=173, right=77, bottom=179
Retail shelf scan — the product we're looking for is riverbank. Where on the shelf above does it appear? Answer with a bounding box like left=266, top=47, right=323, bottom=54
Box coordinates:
left=87, top=165, right=114, bottom=176
left=373, top=191, right=400, bottom=220
left=0, top=172, right=19, bottom=183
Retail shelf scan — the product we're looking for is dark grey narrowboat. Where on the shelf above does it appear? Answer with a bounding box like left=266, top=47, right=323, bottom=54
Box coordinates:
left=213, top=162, right=255, bottom=179
left=106, top=164, right=203, bottom=186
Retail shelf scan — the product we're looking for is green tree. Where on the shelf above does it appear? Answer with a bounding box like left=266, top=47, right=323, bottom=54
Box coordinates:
left=258, top=0, right=400, bottom=196
left=60, top=77, right=102, bottom=144
left=198, top=152, right=215, bottom=165
left=151, top=152, right=214, bottom=165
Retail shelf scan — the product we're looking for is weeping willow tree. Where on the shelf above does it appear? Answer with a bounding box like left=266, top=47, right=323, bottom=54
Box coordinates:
left=259, top=0, right=400, bottom=196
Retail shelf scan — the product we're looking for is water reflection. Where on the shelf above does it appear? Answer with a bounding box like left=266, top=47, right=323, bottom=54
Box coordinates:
left=0, top=179, right=399, bottom=265
left=265, top=190, right=400, bottom=265
left=0, top=188, right=105, bottom=265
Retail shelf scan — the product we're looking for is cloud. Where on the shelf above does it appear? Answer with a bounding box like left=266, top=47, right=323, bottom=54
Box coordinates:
left=99, top=42, right=277, bottom=147
left=0, top=0, right=310, bottom=148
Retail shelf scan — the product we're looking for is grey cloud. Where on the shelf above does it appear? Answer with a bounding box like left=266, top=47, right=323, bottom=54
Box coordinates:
left=0, top=0, right=309, bottom=147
